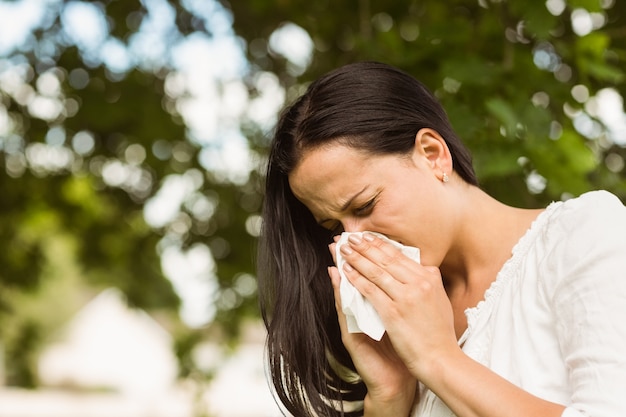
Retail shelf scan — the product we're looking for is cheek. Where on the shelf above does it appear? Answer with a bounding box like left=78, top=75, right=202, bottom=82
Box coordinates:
left=377, top=198, right=431, bottom=240
left=367, top=210, right=404, bottom=235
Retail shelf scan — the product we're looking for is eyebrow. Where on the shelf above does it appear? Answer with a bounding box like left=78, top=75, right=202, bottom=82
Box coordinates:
left=316, top=186, right=368, bottom=226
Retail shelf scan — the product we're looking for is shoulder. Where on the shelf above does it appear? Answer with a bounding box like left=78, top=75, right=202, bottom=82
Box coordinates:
left=560, top=189, right=625, bottom=215
left=543, top=190, right=626, bottom=241
left=537, top=190, right=626, bottom=294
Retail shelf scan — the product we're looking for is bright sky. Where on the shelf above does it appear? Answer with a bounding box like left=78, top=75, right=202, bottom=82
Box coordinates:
left=0, top=0, right=53, bottom=55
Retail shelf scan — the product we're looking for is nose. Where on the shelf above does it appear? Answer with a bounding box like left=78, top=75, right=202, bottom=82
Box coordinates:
left=342, top=218, right=366, bottom=233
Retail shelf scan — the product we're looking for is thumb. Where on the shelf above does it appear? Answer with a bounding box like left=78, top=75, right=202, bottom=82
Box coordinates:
left=328, top=266, right=348, bottom=330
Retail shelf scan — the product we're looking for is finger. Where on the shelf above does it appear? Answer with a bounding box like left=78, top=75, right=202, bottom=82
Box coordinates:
left=358, top=233, right=412, bottom=272
left=346, top=233, right=418, bottom=284
left=328, top=265, right=341, bottom=294
left=328, top=266, right=351, bottom=335
left=340, top=242, right=404, bottom=296
left=329, top=241, right=338, bottom=264
left=341, top=257, right=397, bottom=302
left=329, top=234, right=342, bottom=264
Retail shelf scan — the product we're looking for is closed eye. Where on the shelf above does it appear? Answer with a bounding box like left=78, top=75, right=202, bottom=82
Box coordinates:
left=355, top=197, right=376, bottom=216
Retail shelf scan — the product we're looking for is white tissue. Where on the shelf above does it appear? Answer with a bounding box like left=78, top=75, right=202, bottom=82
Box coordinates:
left=335, top=232, right=420, bottom=341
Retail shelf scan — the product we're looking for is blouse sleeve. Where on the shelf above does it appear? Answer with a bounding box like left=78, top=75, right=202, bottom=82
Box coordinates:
left=542, top=191, right=626, bottom=417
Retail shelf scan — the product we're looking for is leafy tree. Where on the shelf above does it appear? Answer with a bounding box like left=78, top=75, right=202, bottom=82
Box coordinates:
left=0, top=0, right=262, bottom=384
left=225, top=0, right=626, bottom=206
left=1, top=0, right=625, bottom=389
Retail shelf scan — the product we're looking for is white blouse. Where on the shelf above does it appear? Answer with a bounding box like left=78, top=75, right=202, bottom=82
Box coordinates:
left=412, top=190, right=626, bottom=417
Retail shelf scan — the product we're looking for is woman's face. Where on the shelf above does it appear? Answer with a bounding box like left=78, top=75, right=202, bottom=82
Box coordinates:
left=288, top=134, right=455, bottom=266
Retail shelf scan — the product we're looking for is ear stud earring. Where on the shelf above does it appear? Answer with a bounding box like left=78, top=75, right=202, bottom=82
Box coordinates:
left=442, top=172, right=450, bottom=183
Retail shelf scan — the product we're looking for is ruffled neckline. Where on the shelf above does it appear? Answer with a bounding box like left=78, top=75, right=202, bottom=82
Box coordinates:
left=458, top=199, right=563, bottom=345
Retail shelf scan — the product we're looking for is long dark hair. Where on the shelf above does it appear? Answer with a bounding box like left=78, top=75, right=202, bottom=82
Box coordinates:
left=257, top=61, right=477, bottom=417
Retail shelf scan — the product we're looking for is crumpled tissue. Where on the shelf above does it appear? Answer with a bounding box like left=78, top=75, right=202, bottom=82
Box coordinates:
left=335, top=231, right=421, bottom=341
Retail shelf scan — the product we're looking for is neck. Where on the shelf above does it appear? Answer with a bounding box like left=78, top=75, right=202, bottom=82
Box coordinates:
left=440, top=187, right=543, bottom=300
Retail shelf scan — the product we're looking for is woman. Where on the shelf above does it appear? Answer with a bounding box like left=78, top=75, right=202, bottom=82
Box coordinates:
left=257, top=61, right=626, bottom=417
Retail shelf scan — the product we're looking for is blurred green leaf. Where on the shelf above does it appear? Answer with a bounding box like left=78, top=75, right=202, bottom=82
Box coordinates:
left=1, top=0, right=626, bottom=389
left=485, top=97, right=518, bottom=136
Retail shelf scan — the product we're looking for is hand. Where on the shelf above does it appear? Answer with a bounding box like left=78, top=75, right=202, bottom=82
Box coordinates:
left=334, top=234, right=567, bottom=417
left=336, top=232, right=459, bottom=380
left=328, top=242, right=416, bottom=415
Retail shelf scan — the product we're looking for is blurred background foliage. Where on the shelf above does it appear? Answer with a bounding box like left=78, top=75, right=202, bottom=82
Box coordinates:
left=1, top=0, right=625, bottom=390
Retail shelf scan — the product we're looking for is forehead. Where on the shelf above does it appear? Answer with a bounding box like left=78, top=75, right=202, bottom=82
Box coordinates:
left=287, top=144, right=389, bottom=218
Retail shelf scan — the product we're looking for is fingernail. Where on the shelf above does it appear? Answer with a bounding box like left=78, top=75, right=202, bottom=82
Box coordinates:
left=340, top=245, right=353, bottom=255
left=343, top=263, right=353, bottom=272
left=348, top=234, right=362, bottom=245
left=363, top=233, right=375, bottom=242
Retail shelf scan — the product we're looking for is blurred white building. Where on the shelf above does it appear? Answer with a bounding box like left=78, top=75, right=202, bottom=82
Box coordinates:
left=38, top=288, right=179, bottom=396
left=0, top=288, right=282, bottom=417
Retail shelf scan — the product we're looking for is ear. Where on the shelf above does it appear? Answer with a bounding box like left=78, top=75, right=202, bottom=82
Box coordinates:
left=412, top=128, right=453, bottom=180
